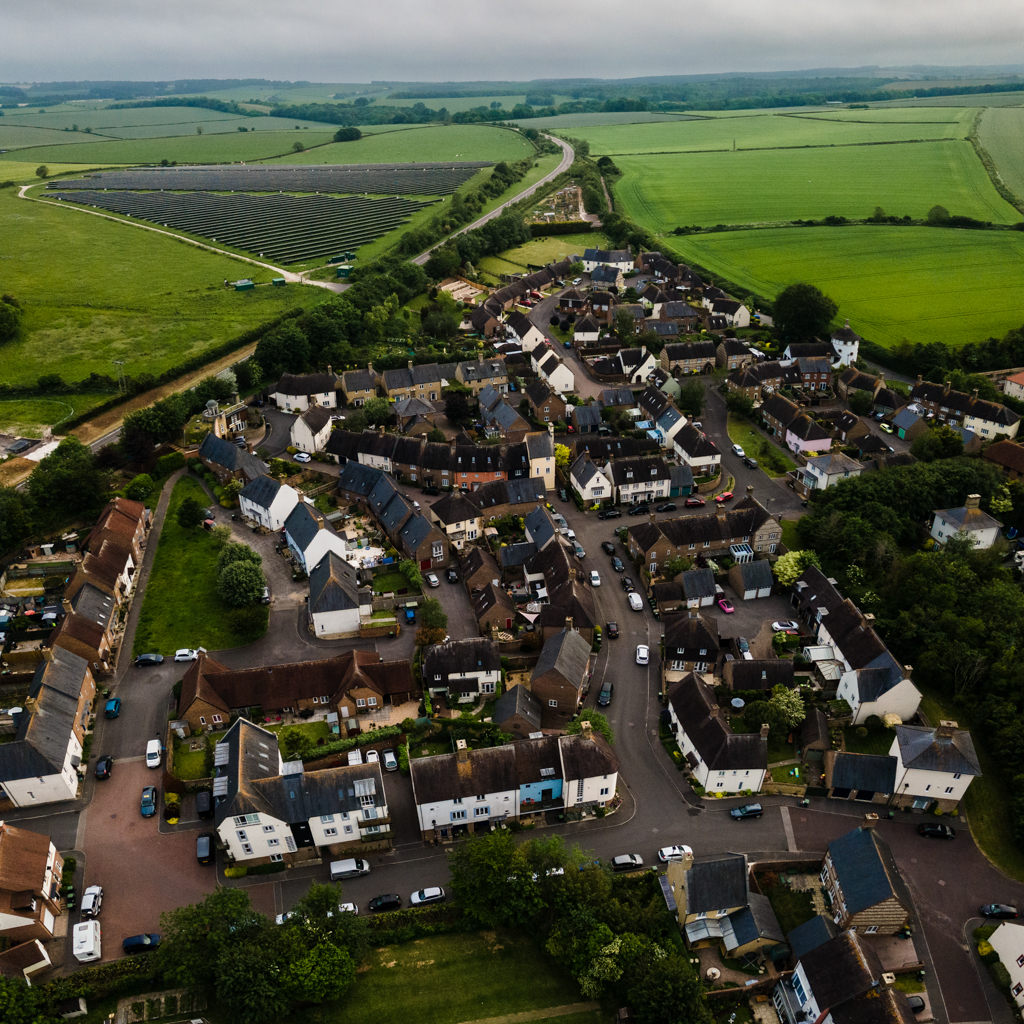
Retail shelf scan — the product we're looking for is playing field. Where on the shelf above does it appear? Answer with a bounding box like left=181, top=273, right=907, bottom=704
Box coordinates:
left=978, top=106, right=1024, bottom=208
left=613, top=140, right=1019, bottom=228
left=673, top=225, right=1024, bottom=348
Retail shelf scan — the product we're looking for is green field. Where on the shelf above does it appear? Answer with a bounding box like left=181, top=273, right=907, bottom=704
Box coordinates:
left=979, top=106, right=1024, bottom=208
left=0, top=187, right=307, bottom=389
left=674, top=225, right=1024, bottom=348
left=613, top=141, right=1018, bottom=228
left=0, top=395, right=114, bottom=436
left=511, top=111, right=697, bottom=129
left=788, top=107, right=977, bottom=123
left=478, top=232, right=606, bottom=277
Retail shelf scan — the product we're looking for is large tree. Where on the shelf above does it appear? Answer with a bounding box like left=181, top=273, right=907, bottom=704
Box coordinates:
left=449, top=829, right=546, bottom=928
left=176, top=497, right=206, bottom=531
left=362, top=397, right=392, bottom=428
left=772, top=283, right=839, bottom=343
left=216, top=943, right=288, bottom=1024
left=0, top=488, right=33, bottom=555
left=27, top=436, right=105, bottom=527
left=420, top=597, right=448, bottom=632
left=218, top=561, right=266, bottom=607
left=0, top=294, right=23, bottom=342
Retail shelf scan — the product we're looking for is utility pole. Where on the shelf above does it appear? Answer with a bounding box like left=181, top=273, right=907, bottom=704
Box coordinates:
left=113, top=360, right=126, bottom=394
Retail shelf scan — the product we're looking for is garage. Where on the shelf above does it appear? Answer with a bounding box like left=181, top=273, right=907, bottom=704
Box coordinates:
left=728, top=559, right=774, bottom=601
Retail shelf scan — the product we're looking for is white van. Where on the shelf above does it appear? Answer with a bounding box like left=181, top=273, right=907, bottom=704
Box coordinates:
left=145, top=739, right=162, bottom=769
left=73, top=920, right=102, bottom=962
left=347, top=749, right=363, bottom=766
left=330, top=858, right=370, bottom=881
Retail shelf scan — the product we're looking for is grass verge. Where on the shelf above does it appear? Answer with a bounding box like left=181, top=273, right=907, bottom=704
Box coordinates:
left=132, top=477, right=268, bottom=656
left=725, top=414, right=797, bottom=478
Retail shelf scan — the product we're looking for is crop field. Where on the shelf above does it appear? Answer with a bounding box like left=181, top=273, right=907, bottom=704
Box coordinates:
left=263, top=123, right=535, bottom=165
left=871, top=92, right=1024, bottom=107
left=1, top=162, right=102, bottom=182
left=673, top=225, right=1024, bottom=348
left=613, top=140, right=1019, bottom=228
left=0, top=187, right=307, bottom=392
left=510, top=111, right=696, bottom=129
left=788, top=107, right=977, bottom=123
left=385, top=93, right=535, bottom=111
left=979, top=106, right=1024, bottom=207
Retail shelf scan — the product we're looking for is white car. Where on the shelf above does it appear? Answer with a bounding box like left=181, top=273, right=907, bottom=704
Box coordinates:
left=657, top=845, right=694, bottom=863
left=636, top=644, right=649, bottom=665
left=365, top=749, right=380, bottom=763
left=293, top=451, right=311, bottom=463
left=590, top=570, right=601, bottom=587
left=174, top=648, right=198, bottom=662
left=628, top=592, right=644, bottom=612
left=338, top=902, right=358, bottom=915
left=81, top=885, right=103, bottom=918
left=772, top=620, right=800, bottom=632
left=410, top=886, right=445, bottom=906
left=731, top=444, right=745, bottom=458
left=425, top=573, right=440, bottom=588
left=145, top=738, right=162, bottom=769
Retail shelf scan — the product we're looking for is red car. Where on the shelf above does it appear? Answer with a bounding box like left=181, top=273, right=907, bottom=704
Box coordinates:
left=684, top=497, right=706, bottom=507
left=715, top=491, right=734, bottom=503
left=718, top=598, right=735, bottom=613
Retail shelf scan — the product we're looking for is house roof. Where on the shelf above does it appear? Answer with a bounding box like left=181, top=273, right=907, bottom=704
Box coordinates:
left=70, top=582, right=115, bottom=629
left=985, top=440, right=1024, bottom=475
left=728, top=891, right=784, bottom=949
left=630, top=497, right=772, bottom=552
left=252, top=761, right=388, bottom=825
left=805, top=451, right=863, bottom=476
left=686, top=853, right=748, bottom=914
left=574, top=313, right=601, bottom=334
left=664, top=341, right=717, bottom=362
left=796, top=355, right=832, bottom=375
left=506, top=310, right=537, bottom=340
left=798, top=929, right=885, bottom=1012
left=394, top=397, right=435, bottom=419
left=600, top=388, right=635, bottom=408
left=0, top=821, right=52, bottom=895
left=507, top=477, right=548, bottom=505
left=787, top=913, right=838, bottom=960
left=284, top=501, right=329, bottom=553
left=240, top=473, right=283, bottom=510
left=300, top=405, right=332, bottom=434
left=198, top=433, right=267, bottom=480
left=671, top=463, right=694, bottom=490
left=430, top=492, right=481, bottom=527
left=672, top=424, right=720, bottom=459
left=559, top=731, right=619, bottom=780
left=584, top=247, right=631, bottom=263
left=524, top=505, right=557, bottom=550
left=420, top=441, right=455, bottom=472
left=680, top=567, right=716, bottom=601
left=787, top=414, right=832, bottom=444
left=890, top=407, right=921, bottom=431
left=532, top=628, right=592, bottom=689
left=410, top=742, right=520, bottom=803
left=356, top=430, right=399, bottom=461
left=398, top=512, right=437, bottom=554
left=458, top=357, right=506, bottom=383
left=526, top=379, right=557, bottom=407
left=827, top=827, right=910, bottom=915
left=735, top=559, right=774, bottom=591
left=275, top=371, right=339, bottom=397
left=308, top=551, right=359, bottom=616
left=609, top=455, right=672, bottom=486
left=341, top=365, right=378, bottom=392
left=324, top=429, right=363, bottom=462
left=500, top=542, right=537, bottom=568
left=526, top=431, right=554, bottom=461
left=539, top=352, right=562, bottom=377
left=828, top=988, right=917, bottom=1024
left=514, top=735, right=563, bottom=784
left=760, top=394, right=800, bottom=426
left=570, top=453, right=606, bottom=490
left=723, top=660, right=794, bottom=692
left=831, top=320, right=863, bottom=343
left=494, top=684, right=542, bottom=732
left=335, top=460, right=383, bottom=496
left=933, top=503, right=1002, bottom=534
left=830, top=752, right=897, bottom=793
left=472, top=581, right=516, bottom=623
left=422, top=638, right=500, bottom=683
left=590, top=266, right=621, bottom=283
left=573, top=436, right=660, bottom=461
left=911, top=380, right=1019, bottom=426
left=893, top=724, right=981, bottom=776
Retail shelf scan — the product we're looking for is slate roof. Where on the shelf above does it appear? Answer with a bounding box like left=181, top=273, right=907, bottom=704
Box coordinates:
left=526, top=379, right=557, bottom=408
left=300, top=405, right=332, bottom=434
left=667, top=673, right=767, bottom=771
left=198, top=433, right=267, bottom=480
left=728, top=891, right=784, bottom=949
left=786, top=342, right=836, bottom=360
left=827, top=827, right=910, bottom=916
left=630, top=497, right=772, bottom=553
left=503, top=442, right=531, bottom=477
left=893, top=724, right=981, bottom=776
left=500, top=542, right=538, bottom=568
left=484, top=400, right=528, bottom=433
left=398, top=513, right=437, bottom=554
left=600, top=388, right=635, bottom=408
left=649, top=321, right=680, bottom=337
left=663, top=341, right=717, bottom=363
left=70, top=582, right=115, bottom=630
left=422, top=638, right=500, bottom=684
left=458, top=357, right=506, bottom=384
left=506, top=310, right=537, bottom=340
left=673, top=424, right=720, bottom=459
left=532, top=628, right=592, bottom=689
left=454, top=446, right=501, bottom=475
left=933, top=503, right=1002, bottom=534
left=539, top=352, right=562, bottom=377
left=786, top=913, right=838, bottom=960
left=284, top=501, right=329, bottom=553
left=671, top=463, right=694, bottom=491
left=805, top=451, right=863, bottom=476
left=734, top=559, right=774, bottom=592
left=253, top=762, right=388, bottom=825
left=526, top=431, right=554, bottom=461
left=239, top=473, right=283, bottom=510
left=571, top=453, right=607, bottom=490
left=760, top=394, right=801, bottom=426
left=584, top=247, right=631, bottom=263
left=590, top=266, right=621, bottom=284
left=911, top=380, right=1019, bottom=427
left=430, top=492, right=481, bottom=527
left=663, top=302, right=702, bottom=319
left=830, top=752, right=897, bottom=793
left=724, top=660, right=794, bottom=692
left=494, top=684, right=542, bottom=732
left=572, top=405, right=602, bottom=428
left=798, top=929, right=885, bottom=1012
left=685, top=853, right=748, bottom=914
left=335, top=460, right=383, bottom=497
left=394, top=397, right=435, bottom=419
left=681, top=567, right=716, bottom=601
left=341, top=365, right=378, bottom=392
left=308, top=551, right=359, bottom=616
left=574, top=313, right=601, bottom=335
left=609, top=455, right=672, bottom=486
left=524, top=506, right=557, bottom=550
left=574, top=437, right=660, bottom=461
left=786, top=413, right=832, bottom=444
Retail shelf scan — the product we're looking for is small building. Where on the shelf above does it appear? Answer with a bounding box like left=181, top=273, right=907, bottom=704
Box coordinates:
left=530, top=625, right=592, bottom=730
left=728, top=559, right=773, bottom=600
left=571, top=405, right=602, bottom=434
left=239, top=474, right=300, bottom=531
left=930, top=493, right=1002, bottom=549
left=290, top=405, right=332, bottom=454
left=307, top=551, right=361, bottom=638
left=422, top=638, right=500, bottom=705
left=890, top=406, right=930, bottom=442
left=823, top=751, right=897, bottom=803
left=680, top=567, right=716, bottom=608
left=493, top=685, right=543, bottom=738
left=723, top=660, right=794, bottom=692
left=829, top=320, right=862, bottom=366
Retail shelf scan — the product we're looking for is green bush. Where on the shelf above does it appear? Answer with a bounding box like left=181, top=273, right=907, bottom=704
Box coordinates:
left=155, top=451, right=186, bottom=477
left=990, top=960, right=1011, bottom=991
left=224, top=864, right=247, bottom=878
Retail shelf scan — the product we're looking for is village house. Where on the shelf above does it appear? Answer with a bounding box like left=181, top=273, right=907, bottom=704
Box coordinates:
left=710, top=299, right=750, bottom=328
left=239, top=475, right=300, bottom=532
left=794, top=356, right=833, bottom=392
left=723, top=660, right=794, bottom=692
left=984, top=439, right=1024, bottom=481
left=283, top=501, right=346, bottom=574
left=527, top=430, right=557, bottom=491
left=618, top=347, right=659, bottom=384
left=662, top=612, right=721, bottom=677
left=48, top=607, right=114, bottom=675
left=888, top=721, right=981, bottom=811
left=571, top=404, right=603, bottom=434
left=911, top=377, right=1020, bottom=438
left=530, top=624, right=593, bottom=729
left=582, top=247, right=633, bottom=273
left=608, top=455, right=672, bottom=505
left=290, top=405, right=332, bottom=454
left=339, top=364, right=379, bottom=407
left=726, top=361, right=802, bottom=403
left=0, top=821, right=65, bottom=944
left=930, top=493, right=1002, bottom=549
left=672, top=423, right=722, bottom=474
left=428, top=492, right=483, bottom=551
left=573, top=313, right=602, bottom=345
left=590, top=265, right=623, bottom=289
left=986, top=924, right=1024, bottom=1012
left=792, top=451, right=864, bottom=495
left=828, top=320, right=862, bottom=365
left=661, top=341, right=717, bottom=376
left=453, top=444, right=504, bottom=491
left=493, top=685, right=543, bottom=738
left=334, top=461, right=384, bottom=507
left=505, top=311, right=547, bottom=352
left=526, top=379, right=567, bottom=424
left=715, top=337, right=752, bottom=371
left=197, top=432, right=267, bottom=485
left=307, top=551, right=363, bottom=638
left=270, top=370, right=341, bottom=412
left=588, top=291, right=615, bottom=322
left=569, top=453, right=613, bottom=504
left=478, top=387, right=531, bottom=442
left=381, top=361, right=454, bottom=404
left=533, top=347, right=575, bottom=395
left=468, top=305, right=499, bottom=338
left=456, top=356, right=508, bottom=396
left=422, top=638, right=500, bottom=705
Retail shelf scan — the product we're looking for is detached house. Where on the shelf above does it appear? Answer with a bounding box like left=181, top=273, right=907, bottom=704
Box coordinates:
left=428, top=492, right=483, bottom=551
left=828, top=320, right=862, bottom=365
left=290, top=405, right=332, bottom=454
left=930, top=493, right=1001, bottom=549
left=271, top=370, right=341, bottom=412
left=239, top=475, right=300, bottom=532
left=710, top=299, right=750, bottom=328
left=456, top=356, right=508, bottom=396
left=526, top=380, right=567, bottom=424
left=198, top=432, right=267, bottom=485
left=662, top=612, right=720, bottom=676
left=889, top=721, right=981, bottom=811
left=569, top=453, right=612, bottom=504
left=582, top=247, right=633, bottom=273
left=673, top=423, right=721, bottom=473
left=533, top=347, right=575, bottom=395
left=530, top=625, right=592, bottom=729
left=422, top=638, right=500, bottom=705
left=792, top=451, right=863, bottom=495
left=573, top=314, right=602, bottom=345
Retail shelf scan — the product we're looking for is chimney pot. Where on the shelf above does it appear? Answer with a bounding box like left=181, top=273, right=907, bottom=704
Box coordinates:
left=408, top=359, right=414, bottom=371
left=581, top=720, right=594, bottom=741
left=565, top=616, right=574, bottom=632
left=327, top=365, right=332, bottom=376
left=972, top=388, right=979, bottom=401
left=862, top=812, right=879, bottom=829
left=760, top=722, right=770, bottom=738
left=965, top=493, right=980, bottom=510
left=746, top=485, right=753, bottom=495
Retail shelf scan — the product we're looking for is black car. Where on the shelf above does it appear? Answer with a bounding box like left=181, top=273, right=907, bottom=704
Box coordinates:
left=422, top=486, right=440, bottom=496
left=597, top=682, right=613, bottom=706
left=743, top=457, right=759, bottom=469
left=597, top=508, right=622, bottom=520
left=195, top=790, right=214, bottom=819
left=446, top=568, right=459, bottom=583
left=917, top=823, right=955, bottom=840
left=621, top=576, right=635, bottom=591
left=628, top=503, right=651, bottom=516
left=601, top=541, right=616, bottom=555
left=655, top=503, right=676, bottom=513
left=368, top=894, right=403, bottom=913
left=981, top=904, right=1019, bottom=919
left=558, top=488, right=568, bottom=501
left=611, top=556, right=624, bottom=572
left=729, top=803, right=763, bottom=819
left=94, top=754, right=114, bottom=779
left=906, top=995, right=925, bottom=1014
left=134, top=653, right=164, bottom=667
left=606, top=622, right=619, bottom=639
left=123, top=933, right=161, bottom=954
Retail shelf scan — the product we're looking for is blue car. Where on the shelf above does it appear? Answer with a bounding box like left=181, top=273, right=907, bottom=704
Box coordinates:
left=104, top=698, right=121, bottom=719
left=140, top=786, right=157, bottom=818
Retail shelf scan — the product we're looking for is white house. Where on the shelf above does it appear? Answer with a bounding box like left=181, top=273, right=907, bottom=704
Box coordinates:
left=988, top=923, right=1024, bottom=1010
left=570, top=453, right=612, bottom=503
left=672, top=423, right=722, bottom=474
left=711, top=299, right=751, bottom=328
left=308, top=551, right=362, bottom=638
left=505, top=311, right=547, bottom=352
left=930, top=494, right=1002, bottom=549
left=794, top=452, right=863, bottom=493
left=239, top=475, right=300, bottom=532
left=619, top=347, right=659, bottom=384
left=560, top=727, right=619, bottom=809
left=283, top=501, right=347, bottom=574
left=1003, top=370, right=1024, bottom=402
left=888, top=721, right=981, bottom=811
left=290, top=405, right=332, bottom=453
left=609, top=455, right=672, bottom=505
left=271, top=370, right=340, bottom=412
left=829, top=320, right=862, bottom=366
left=834, top=661, right=922, bottom=726
left=666, top=673, right=767, bottom=794
left=422, top=638, right=500, bottom=704
left=581, top=247, right=633, bottom=273
left=533, top=347, right=575, bottom=395
left=573, top=314, right=601, bottom=344
left=213, top=719, right=390, bottom=867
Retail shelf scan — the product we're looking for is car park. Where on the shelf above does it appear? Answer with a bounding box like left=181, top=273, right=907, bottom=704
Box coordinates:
left=590, top=570, right=601, bottom=587
left=410, top=887, right=446, bottom=906
left=383, top=749, right=398, bottom=772
left=743, top=457, right=759, bottom=469
left=684, top=497, right=705, bottom=507
left=657, top=845, right=693, bottom=862
left=104, top=698, right=121, bottom=719
left=917, top=823, right=955, bottom=840
left=134, top=653, right=163, bottom=667
left=628, top=503, right=651, bottom=516
left=715, top=491, right=734, bottom=503
left=368, top=894, right=403, bottom=913
left=621, top=576, right=635, bottom=591
left=611, top=556, right=624, bottom=572
left=636, top=645, right=649, bottom=665
left=597, top=508, right=622, bottom=519
left=425, top=572, right=440, bottom=588
left=730, top=803, right=763, bottom=819
left=140, top=786, right=157, bottom=818
left=601, top=541, right=616, bottom=555
left=772, top=620, right=800, bottom=632
left=81, top=885, right=103, bottom=918
left=981, top=904, right=1019, bottom=918
left=446, top=568, right=458, bottom=583
left=606, top=621, right=619, bottom=638
left=598, top=682, right=613, bottom=706
left=122, top=934, right=161, bottom=954
left=196, top=790, right=213, bottom=818
left=573, top=542, right=585, bottom=559
left=95, top=755, right=113, bottom=780
left=173, top=649, right=199, bottom=662
left=718, top=598, right=734, bottom=613
left=145, top=739, right=162, bottom=768
left=731, top=444, right=745, bottom=457
left=655, top=503, right=676, bottom=513
left=611, top=854, right=644, bottom=871
left=196, top=832, right=215, bottom=865
left=293, top=452, right=311, bottom=463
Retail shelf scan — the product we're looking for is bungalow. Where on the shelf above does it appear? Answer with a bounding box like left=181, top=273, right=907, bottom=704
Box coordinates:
left=582, top=247, right=633, bottom=273
left=290, top=405, right=332, bottom=454
left=530, top=624, right=592, bottom=730
left=339, top=364, right=379, bottom=407
left=428, top=492, right=483, bottom=551
left=239, top=474, right=300, bottom=531
left=661, top=341, right=717, bottom=376
left=526, top=380, right=567, bottom=424
left=792, top=451, right=864, bottom=495
left=930, top=493, right=1001, bottom=549
left=666, top=673, right=767, bottom=792
left=284, top=501, right=346, bottom=574
left=422, top=638, right=500, bottom=704
left=728, top=559, right=773, bottom=600
left=198, top=432, right=267, bottom=485
left=0, top=821, right=64, bottom=944
left=271, top=370, right=341, bottom=412
left=888, top=721, right=981, bottom=811
left=505, top=311, right=547, bottom=352
left=307, top=551, right=362, bottom=638
left=672, top=424, right=721, bottom=474
left=609, top=455, right=672, bottom=505
left=571, top=405, right=603, bottom=434
left=569, top=453, right=613, bottom=504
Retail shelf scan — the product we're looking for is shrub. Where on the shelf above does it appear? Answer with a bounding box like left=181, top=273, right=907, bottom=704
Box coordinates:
left=223, top=864, right=247, bottom=878
left=990, top=961, right=1011, bottom=991
left=124, top=473, right=155, bottom=501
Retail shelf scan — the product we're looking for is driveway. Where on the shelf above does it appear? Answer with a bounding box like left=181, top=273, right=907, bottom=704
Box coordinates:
left=80, top=759, right=214, bottom=960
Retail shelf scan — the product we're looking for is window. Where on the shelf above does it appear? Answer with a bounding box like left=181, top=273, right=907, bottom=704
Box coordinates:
left=1015, top=983, right=1024, bottom=997
left=360, top=794, right=375, bottom=808
left=451, top=810, right=467, bottom=821
left=945, top=786, right=954, bottom=794
left=262, top=825, right=275, bottom=833
left=241, top=843, right=253, bottom=855
left=320, top=814, right=334, bottom=824
left=356, top=698, right=366, bottom=708
left=267, top=838, right=280, bottom=847
left=716, top=781, right=724, bottom=788
left=364, top=824, right=381, bottom=834
left=233, top=814, right=259, bottom=826
left=269, top=854, right=283, bottom=862
left=474, top=806, right=490, bottom=817
left=323, top=827, right=338, bottom=837
left=236, top=830, right=248, bottom=841
left=199, top=716, right=206, bottom=725
left=718, top=771, right=725, bottom=777
left=319, top=695, right=329, bottom=704
left=650, top=564, right=657, bottom=574
left=344, top=824, right=353, bottom=834
left=548, top=699, right=558, bottom=708
left=600, top=787, right=609, bottom=796
left=367, top=696, right=378, bottom=707
left=671, top=660, right=686, bottom=671
left=432, top=542, right=443, bottom=561
left=699, top=648, right=707, bottom=655
left=212, top=714, right=223, bottom=724
left=865, top=926, right=878, bottom=935
left=452, top=797, right=463, bottom=804
left=953, top=773, right=962, bottom=780
left=1017, top=955, right=1024, bottom=968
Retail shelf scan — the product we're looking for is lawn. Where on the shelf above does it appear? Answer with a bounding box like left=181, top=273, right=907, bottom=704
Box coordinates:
left=0, top=186, right=307, bottom=396
left=780, top=519, right=804, bottom=551
left=611, top=140, right=1017, bottom=229
left=726, top=414, right=797, bottom=477
left=673, top=226, right=1024, bottom=349
left=479, top=232, right=607, bottom=274
left=263, top=720, right=331, bottom=743
left=373, top=570, right=419, bottom=594
left=843, top=722, right=896, bottom=756
left=757, top=875, right=816, bottom=935
left=978, top=106, right=1024, bottom=208
left=281, top=930, right=582, bottom=1024
left=132, top=477, right=268, bottom=656
left=770, top=764, right=804, bottom=783
left=0, top=395, right=113, bottom=437
left=171, top=735, right=210, bottom=781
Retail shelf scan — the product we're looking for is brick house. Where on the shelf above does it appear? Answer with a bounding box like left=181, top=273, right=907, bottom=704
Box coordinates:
left=661, top=613, right=720, bottom=677
left=984, top=439, right=1024, bottom=481
left=526, top=380, right=567, bottom=424
left=339, top=363, right=379, bottom=407
left=530, top=624, right=592, bottom=730
left=494, top=685, right=543, bottom=738
left=911, top=377, right=1020, bottom=439
left=198, top=432, right=267, bottom=485
left=716, top=338, right=751, bottom=370
left=661, top=341, right=717, bottom=376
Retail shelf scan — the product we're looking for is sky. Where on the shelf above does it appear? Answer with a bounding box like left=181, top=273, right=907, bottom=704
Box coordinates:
left=4, top=0, right=1024, bottom=83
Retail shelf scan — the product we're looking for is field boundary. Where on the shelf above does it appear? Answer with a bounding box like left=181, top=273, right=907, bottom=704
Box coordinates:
left=455, top=1002, right=601, bottom=1024
left=969, top=108, right=1024, bottom=215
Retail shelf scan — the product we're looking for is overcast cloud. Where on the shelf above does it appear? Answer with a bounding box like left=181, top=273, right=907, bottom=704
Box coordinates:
left=3, top=0, right=1024, bottom=82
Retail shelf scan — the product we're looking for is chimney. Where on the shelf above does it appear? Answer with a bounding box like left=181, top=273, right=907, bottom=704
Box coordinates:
left=746, top=485, right=753, bottom=496
left=379, top=424, right=385, bottom=436
left=971, top=388, right=979, bottom=401
left=904, top=665, right=913, bottom=677
left=456, top=739, right=472, bottom=778
left=23, top=695, right=39, bottom=715
left=649, top=510, right=656, bottom=523
left=760, top=722, right=770, bottom=738
left=915, top=374, right=923, bottom=386
left=716, top=507, right=727, bottom=522
left=548, top=423, right=555, bottom=441
left=408, top=359, right=414, bottom=371
left=861, top=612, right=876, bottom=628
left=936, top=720, right=959, bottom=740
left=41, top=648, right=55, bottom=663
left=943, top=380, right=951, bottom=396
left=580, top=720, right=594, bottom=742
left=709, top=703, right=722, bottom=720
left=565, top=616, right=574, bottom=632
left=490, top=624, right=500, bottom=643
left=966, top=493, right=980, bottom=511
left=62, top=597, right=72, bottom=615
left=327, top=364, right=332, bottom=376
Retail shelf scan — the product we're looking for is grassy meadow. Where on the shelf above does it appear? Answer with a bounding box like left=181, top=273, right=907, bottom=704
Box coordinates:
left=478, top=232, right=607, bottom=276
left=978, top=106, right=1024, bottom=208
left=674, top=225, right=1024, bottom=348
left=0, top=396, right=114, bottom=437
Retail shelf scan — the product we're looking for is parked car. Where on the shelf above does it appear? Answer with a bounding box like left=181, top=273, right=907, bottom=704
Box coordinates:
left=293, top=452, right=311, bottom=463
left=980, top=904, right=1019, bottom=919
left=196, top=832, right=215, bottom=865
left=628, top=592, right=644, bottom=612
left=771, top=620, right=800, bottom=632
left=598, top=508, right=622, bottom=520
left=260, top=586, right=270, bottom=604
left=743, top=457, right=759, bottom=469
left=606, top=621, right=619, bottom=639
left=655, top=503, right=676, bottom=513
left=736, top=637, right=749, bottom=654
left=684, top=497, right=706, bottom=507
left=636, top=645, right=649, bottom=665
left=573, top=542, right=585, bottom=559
left=196, top=790, right=213, bottom=819
left=731, top=444, right=745, bottom=457
left=122, top=934, right=161, bottom=954
left=589, top=570, right=601, bottom=587
left=657, top=845, right=693, bottom=863
left=365, top=749, right=380, bottom=764
left=425, top=573, right=440, bottom=588
left=145, top=739, right=162, bottom=769
left=730, top=803, right=763, bottom=819
left=140, top=786, right=157, bottom=818
left=718, top=598, right=735, bottom=614
left=917, top=823, right=955, bottom=840
left=880, top=421, right=894, bottom=434
left=597, top=682, right=613, bottom=706
left=621, top=576, right=635, bottom=591
left=81, top=885, right=103, bottom=918
left=601, top=540, right=616, bottom=555
left=906, top=995, right=926, bottom=1014
left=446, top=568, right=458, bottom=583
left=559, top=488, right=568, bottom=502
left=611, top=854, right=644, bottom=871
left=628, top=503, right=651, bottom=516
left=95, top=755, right=113, bottom=780
left=715, top=491, right=734, bottom=503
left=611, top=556, right=624, bottom=572
left=173, top=649, right=199, bottom=662
left=410, top=887, right=445, bottom=906
left=104, top=698, right=121, bottom=719
left=382, top=749, right=398, bottom=772
left=368, top=894, right=403, bottom=913
left=134, top=653, right=163, bottom=667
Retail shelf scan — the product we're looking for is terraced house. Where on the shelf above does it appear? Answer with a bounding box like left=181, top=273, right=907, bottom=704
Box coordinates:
left=910, top=376, right=1020, bottom=438
left=381, top=360, right=455, bottom=404
left=339, top=363, right=380, bottom=407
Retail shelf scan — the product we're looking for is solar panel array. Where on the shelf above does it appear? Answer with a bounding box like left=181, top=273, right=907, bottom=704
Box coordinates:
left=49, top=162, right=491, bottom=196
left=46, top=190, right=436, bottom=264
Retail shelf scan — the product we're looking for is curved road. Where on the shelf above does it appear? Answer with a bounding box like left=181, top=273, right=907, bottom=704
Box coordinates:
left=412, top=134, right=575, bottom=265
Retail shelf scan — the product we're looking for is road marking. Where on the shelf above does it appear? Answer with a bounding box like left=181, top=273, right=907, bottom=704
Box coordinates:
left=780, top=805, right=797, bottom=852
